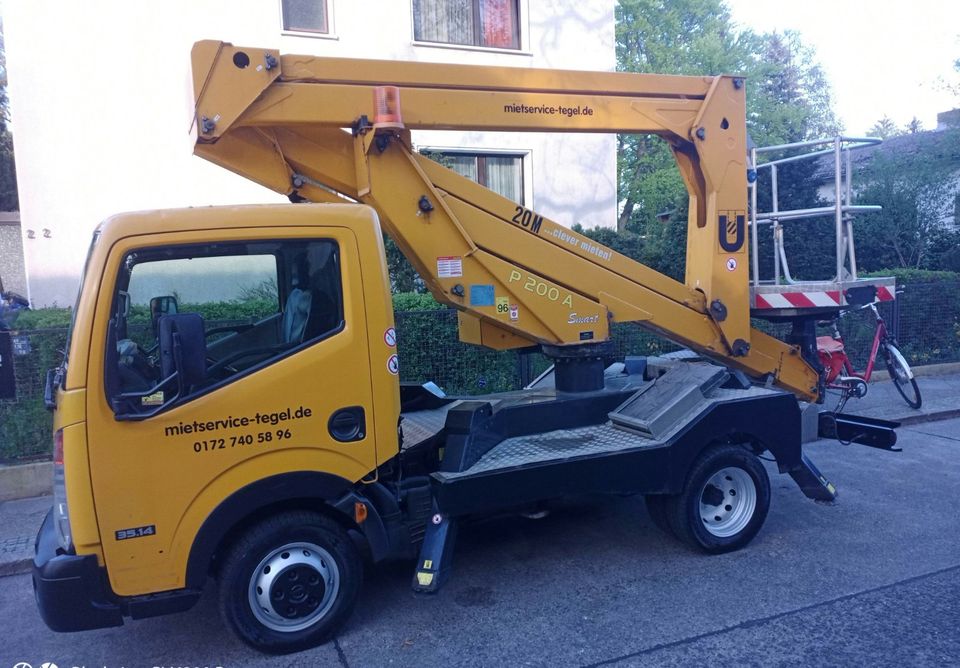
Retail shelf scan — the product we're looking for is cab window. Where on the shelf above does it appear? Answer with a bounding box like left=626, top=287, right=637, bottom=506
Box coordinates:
left=106, top=239, right=342, bottom=416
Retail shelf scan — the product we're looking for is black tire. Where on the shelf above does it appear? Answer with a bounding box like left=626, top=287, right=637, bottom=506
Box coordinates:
left=882, top=342, right=922, bottom=409
left=644, top=495, right=674, bottom=536
left=218, top=510, right=362, bottom=654
left=665, top=444, right=771, bottom=554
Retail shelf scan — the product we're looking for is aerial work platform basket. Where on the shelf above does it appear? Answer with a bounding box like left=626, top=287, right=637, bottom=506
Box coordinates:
left=748, top=136, right=895, bottom=318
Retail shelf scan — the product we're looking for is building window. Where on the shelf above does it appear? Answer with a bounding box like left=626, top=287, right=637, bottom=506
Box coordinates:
left=281, top=0, right=329, bottom=34
left=424, top=151, right=524, bottom=204
left=413, top=0, right=520, bottom=50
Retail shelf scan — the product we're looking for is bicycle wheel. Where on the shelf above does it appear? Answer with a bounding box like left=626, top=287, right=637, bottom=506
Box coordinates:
left=882, top=342, right=922, bottom=409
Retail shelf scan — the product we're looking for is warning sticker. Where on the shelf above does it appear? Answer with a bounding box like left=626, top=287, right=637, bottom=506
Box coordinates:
left=509, top=304, right=519, bottom=321
left=437, top=256, right=463, bottom=278
left=726, top=257, right=737, bottom=271
left=387, top=354, right=399, bottom=375
left=384, top=327, right=397, bottom=347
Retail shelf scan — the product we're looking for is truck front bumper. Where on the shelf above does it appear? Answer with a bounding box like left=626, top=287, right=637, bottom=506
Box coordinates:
left=32, top=508, right=123, bottom=632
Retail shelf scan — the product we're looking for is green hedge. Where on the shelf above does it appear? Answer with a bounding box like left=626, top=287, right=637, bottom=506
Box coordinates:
left=4, top=279, right=959, bottom=462
left=12, top=307, right=72, bottom=329
left=0, top=329, right=66, bottom=461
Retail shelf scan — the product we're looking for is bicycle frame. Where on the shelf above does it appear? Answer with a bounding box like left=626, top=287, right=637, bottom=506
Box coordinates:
left=847, top=303, right=887, bottom=382
left=822, top=302, right=886, bottom=388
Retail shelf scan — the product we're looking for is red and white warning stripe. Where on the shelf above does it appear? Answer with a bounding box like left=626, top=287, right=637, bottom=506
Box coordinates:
left=755, top=291, right=841, bottom=309
left=753, top=285, right=894, bottom=309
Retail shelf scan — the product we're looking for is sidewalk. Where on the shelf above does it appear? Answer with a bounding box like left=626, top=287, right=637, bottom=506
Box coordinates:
left=837, top=367, right=960, bottom=425
left=0, top=494, right=49, bottom=577
left=2, top=369, right=957, bottom=579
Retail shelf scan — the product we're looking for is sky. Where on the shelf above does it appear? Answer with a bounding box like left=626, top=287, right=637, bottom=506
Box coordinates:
left=724, top=0, right=960, bottom=135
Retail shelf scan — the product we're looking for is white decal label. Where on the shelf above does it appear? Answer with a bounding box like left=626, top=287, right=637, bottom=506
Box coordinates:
left=726, top=257, right=737, bottom=271
left=509, top=304, right=519, bottom=321
left=437, top=256, right=463, bottom=278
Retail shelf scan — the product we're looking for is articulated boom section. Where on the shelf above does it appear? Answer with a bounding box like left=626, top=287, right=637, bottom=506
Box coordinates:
left=190, top=40, right=820, bottom=401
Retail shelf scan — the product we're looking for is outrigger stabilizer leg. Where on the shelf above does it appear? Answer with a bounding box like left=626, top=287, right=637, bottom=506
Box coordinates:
left=789, top=453, right=838, bottom=502
left=412, top=503, right=458, bottom=593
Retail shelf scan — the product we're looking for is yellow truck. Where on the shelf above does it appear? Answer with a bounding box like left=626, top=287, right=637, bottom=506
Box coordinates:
left=32, top=42, right=899, bottom=653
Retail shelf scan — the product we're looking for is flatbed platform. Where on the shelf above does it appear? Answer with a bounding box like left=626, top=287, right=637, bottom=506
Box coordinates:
left=399, top=360, right=812, bottom=518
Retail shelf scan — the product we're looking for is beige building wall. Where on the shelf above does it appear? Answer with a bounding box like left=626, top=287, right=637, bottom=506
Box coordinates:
left=4, top=0, right=617, bottom=306
left=0, top=213, right=27, bottom=297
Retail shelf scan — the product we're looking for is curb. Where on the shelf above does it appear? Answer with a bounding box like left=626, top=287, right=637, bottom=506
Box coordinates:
left=896, top=408, right=960, bottom=426
left=868, top=360, right=960, bottom=383
left=0, top=557, right=31, bottom=578
left=0, top=461, right=51, bottom=502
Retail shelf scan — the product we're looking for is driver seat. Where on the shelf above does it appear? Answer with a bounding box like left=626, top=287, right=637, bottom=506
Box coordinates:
left=282, top=288, right=313, bottom=345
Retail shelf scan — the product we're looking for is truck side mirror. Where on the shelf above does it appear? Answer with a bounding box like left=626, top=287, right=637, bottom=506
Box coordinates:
left=150, top=295, right=178, bottom=337
left=158, top=313, right=206, bottom=388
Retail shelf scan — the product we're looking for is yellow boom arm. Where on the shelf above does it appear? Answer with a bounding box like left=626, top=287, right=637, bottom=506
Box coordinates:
left=190, top=40, right=819, bottom=401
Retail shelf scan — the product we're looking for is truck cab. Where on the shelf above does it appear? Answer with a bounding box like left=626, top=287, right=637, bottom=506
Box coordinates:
left=34, top=204, right=403, bottom=645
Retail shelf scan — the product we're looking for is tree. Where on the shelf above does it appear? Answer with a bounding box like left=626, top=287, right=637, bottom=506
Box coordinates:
left=867, top=116, right=902, bottom=140
left=614, top=2, right=839, bottom=280
left=744, top=30, right=839, bottom=146
left=615, top=0, right=747, bottom=235
left=0, top=19, right=18, bottom=211
left=854, top=129, right=960, bottom=270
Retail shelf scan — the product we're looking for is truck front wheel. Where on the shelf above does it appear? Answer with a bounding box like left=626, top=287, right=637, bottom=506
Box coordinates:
left=666, top=444, right=771, bottom=554
left=218, top=511, right=361, bottom=654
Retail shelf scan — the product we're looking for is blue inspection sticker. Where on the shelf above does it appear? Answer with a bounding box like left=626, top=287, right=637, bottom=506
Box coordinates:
left=470, top=285, right=496, bottom=307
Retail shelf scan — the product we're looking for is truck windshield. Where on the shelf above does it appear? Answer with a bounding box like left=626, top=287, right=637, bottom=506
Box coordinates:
left=64, top=230, right=101, bottom=367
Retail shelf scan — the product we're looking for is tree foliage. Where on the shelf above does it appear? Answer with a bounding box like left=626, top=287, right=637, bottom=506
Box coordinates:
left=613, top=0, right=840, bottom=282
left=0, top=19, right=18, bottom=211
left=854, top=129, right=960, bottom=270
left=867, top=116, right=902, bottom=140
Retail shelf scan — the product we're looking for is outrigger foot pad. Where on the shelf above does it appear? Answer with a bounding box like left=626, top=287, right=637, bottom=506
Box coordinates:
left=789, top=453, right=838, bottom=502
left=411, top=506, right=458, bottom=593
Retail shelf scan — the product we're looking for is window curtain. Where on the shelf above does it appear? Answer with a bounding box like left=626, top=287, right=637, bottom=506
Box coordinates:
left=484, top=156, right=522, bottom=203
left=414, top=0, right=474, bottom=44
left=281, top=0, right=327, bottom=32
left=479, top=0, right=518, bottom=48
left=445, top=155, right=480, bottom=181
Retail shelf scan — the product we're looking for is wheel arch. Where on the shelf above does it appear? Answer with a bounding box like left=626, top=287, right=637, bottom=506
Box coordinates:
left=184, top=471, right=394, bottom=589
left=666, top=393, right=803, bottom=493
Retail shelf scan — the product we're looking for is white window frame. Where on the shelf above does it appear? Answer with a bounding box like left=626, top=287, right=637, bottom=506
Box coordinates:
left=280, top=0, right=338, bottom=41
left=419, top=145, right=533, bottom=207
left=410, top=0, right=532, bottom=56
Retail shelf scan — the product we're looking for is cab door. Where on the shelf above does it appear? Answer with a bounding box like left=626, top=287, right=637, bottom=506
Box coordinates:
left=85, top=225, right=376, bottom=595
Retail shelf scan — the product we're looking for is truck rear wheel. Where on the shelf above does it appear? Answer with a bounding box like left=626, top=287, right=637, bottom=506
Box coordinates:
left=666, top=444, right=770, bottom=554
left=218, top=511, right=361, bottom=654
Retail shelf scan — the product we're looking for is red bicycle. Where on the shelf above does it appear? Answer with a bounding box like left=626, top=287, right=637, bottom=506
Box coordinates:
left=817, top=299, right=921, bottom=410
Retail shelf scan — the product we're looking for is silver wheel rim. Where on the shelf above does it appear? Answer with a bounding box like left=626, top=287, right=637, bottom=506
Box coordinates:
left=248, top=541, right=339, bottom=633
left=699, top=467, right=757, bottom=538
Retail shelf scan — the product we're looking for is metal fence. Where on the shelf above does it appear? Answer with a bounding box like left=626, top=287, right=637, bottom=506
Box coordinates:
left=3, top=280, right=959, bottom=462
left=0, top=328, right=65, bottom=461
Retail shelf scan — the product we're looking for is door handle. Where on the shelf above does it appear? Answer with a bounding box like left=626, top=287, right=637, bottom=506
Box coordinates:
left=328, top=406, right=366, bottom=442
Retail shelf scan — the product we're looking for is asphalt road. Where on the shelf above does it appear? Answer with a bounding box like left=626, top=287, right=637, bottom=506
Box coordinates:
left=3, top=418, right=959, bottom=668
